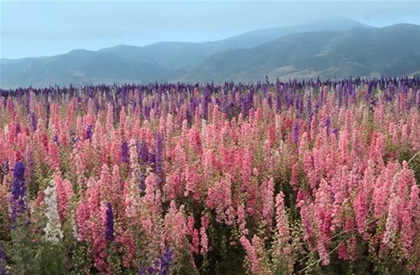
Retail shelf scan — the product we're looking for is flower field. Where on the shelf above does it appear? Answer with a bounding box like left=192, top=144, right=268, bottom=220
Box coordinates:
left=0, top=78, right=420, bottom=274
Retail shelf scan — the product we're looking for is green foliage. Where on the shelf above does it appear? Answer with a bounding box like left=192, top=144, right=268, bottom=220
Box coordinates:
left=173, top=247, right=199, bottom=275
left=68, top=241, right=93, bottom=275
left=107, top=243, right=123, bottom=275
left=408, top=151, right=420, bottom=184
left=6, top=224, right=66, bottom=275
left=199, top=217, right=245, bottom=275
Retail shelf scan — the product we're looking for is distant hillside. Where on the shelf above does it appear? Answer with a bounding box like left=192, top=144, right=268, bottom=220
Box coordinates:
left=179, top=24, right=420, bottom=82
left=1, top=20, right=419, bottom=88
left=206, top=17, right=368, bottom=50
left=99, top=18, right=367, bottom=70
left=1, top=49, right=168, bottom=88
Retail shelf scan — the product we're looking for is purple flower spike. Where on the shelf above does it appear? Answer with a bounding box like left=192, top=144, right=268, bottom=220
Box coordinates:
left=155, top=132, right=164, bottom=179
left=105, top=203, right=115, bottom=242
left=11, top=161, right=26, bottom=227
left=30, top=112, right=37, bottom=131
left=0, top=243, right=7, bottom=275
left=324, top=116, right=331, bottom=134
left=293, top=121, right=299, bottom=144
left=86, top=124, right=93, bottom=140
left=121, top=140, right=129, bottom=164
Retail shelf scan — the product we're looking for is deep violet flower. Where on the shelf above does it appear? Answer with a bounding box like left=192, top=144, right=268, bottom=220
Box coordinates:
left=11, top=161, right=26, bottom=227
left=139, top=248, right=173, bottom=275
left=293, top=121, right=299, bottom=144
left=105, top=203, right=115, bottom=242
left=121, top=140, right=129, bottom=164
left=86, top=124, right=93, bottom=140
left=0, top=243, right=7, bottom=275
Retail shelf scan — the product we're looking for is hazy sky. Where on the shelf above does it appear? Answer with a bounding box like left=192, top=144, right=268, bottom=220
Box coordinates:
left=1, top=0, right=419, bottom=59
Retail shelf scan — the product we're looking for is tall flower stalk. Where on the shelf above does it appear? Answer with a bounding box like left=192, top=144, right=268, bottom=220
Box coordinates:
left=10, top=161, right=26, bottom=227
left=0, top=243, right=7, bottom=275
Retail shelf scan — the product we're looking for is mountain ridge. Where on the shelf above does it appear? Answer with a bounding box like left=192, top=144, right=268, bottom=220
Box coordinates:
left=1, top=20, right=419, bottom=88
left=176, top=24, right=420, bottom=82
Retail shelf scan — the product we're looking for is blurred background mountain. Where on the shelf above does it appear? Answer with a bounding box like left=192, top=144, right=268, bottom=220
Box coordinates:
left=1, top=19, right=419, bottom=88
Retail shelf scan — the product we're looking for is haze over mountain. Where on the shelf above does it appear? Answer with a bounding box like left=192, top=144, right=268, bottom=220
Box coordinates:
left=179, top=23, right=420, bottom=82
left=99, top=18, right=367, bottom=70
left=1, top=19, right=419, bottom=88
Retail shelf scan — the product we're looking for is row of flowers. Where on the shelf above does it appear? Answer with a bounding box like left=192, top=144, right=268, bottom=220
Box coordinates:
left=0, top=77, right=419, bottom=274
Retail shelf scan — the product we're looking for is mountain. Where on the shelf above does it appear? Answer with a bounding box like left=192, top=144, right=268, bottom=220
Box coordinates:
left=99, top=18, right=367, bottom=70
left=0, top=50, right=167, bottom=88
left=1, top=20, right=419, bottom=88
left=99, top=42, right=220, bottom=70
left=205, top=17, right=368, bottom=50
left=178, top=24, right=420, bottom=82
left=1, top=49, right=168, bottom=88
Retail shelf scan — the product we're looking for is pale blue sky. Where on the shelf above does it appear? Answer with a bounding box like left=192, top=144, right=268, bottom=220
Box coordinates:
left=1, top=0, right=419, bottom=59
